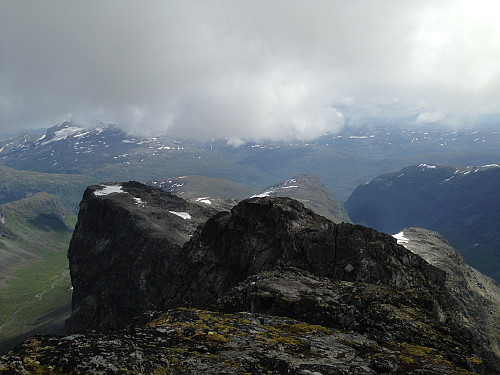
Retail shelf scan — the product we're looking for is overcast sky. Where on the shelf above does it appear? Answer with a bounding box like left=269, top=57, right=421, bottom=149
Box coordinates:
left=1, top=1, right=499, bottom=142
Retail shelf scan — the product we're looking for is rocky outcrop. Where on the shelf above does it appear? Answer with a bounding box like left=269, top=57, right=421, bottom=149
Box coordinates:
left=0, top=307, right=491, bottom=375
left=164, top=197, right=444, bottom=310
left=396, top=227, right=500, bottom=358
left=2, top=182, right=498, bottom=373
left=65, top=181, right=218, bottom=333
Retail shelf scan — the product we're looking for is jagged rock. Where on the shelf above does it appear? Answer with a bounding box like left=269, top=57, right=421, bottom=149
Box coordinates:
left=19, top=182, right=495, bottom=374
left=164, top=197, right=445, bottom=309
left=217, top=268, right=496, bottom=372
left=396, top=227, right=500, bottom=359
left=65, top=181, right=218, bottom=333
left=0, top=307, right=492, bottom=374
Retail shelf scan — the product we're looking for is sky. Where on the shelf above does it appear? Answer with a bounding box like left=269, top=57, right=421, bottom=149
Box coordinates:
left=1, top=1, right=500, bottom=143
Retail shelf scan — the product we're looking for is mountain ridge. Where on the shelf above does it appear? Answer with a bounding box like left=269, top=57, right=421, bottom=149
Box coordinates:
left=1, top=182, right=499, bottom=372
left=3, top=121, right=500, bottom=201
left=394, top=227, right=500, bottom=357
left=345, top=163, right=500, bottom=281
left=250, top=174, right=351, bottom=223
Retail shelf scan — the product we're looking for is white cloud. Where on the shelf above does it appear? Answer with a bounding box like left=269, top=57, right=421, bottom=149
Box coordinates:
left=414, top=112, right=446, bottom=124
left=1, top=0, right=500, bottom=141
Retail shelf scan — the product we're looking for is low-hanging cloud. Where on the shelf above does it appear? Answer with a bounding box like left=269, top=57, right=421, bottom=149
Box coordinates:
left=1, top=1, right=500, bottom=141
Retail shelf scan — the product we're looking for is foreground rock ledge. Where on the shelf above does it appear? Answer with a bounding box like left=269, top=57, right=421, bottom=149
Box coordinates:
left=0, top=307, right=488, bottom=374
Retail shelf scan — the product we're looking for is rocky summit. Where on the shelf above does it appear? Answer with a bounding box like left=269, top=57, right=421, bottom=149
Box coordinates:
left=65, top=181, right=218, bottom=333
left=1, top=182, right=499, bottom=374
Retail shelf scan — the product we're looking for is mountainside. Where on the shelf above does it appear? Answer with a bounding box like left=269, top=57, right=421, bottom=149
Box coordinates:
left=345, top=163, right=500, bottom=281
left=147, top=175, right=259, bottom=211
left=2, top=183, right=497, bottom=373
left=148, top=174, right=351, bottom=223
left=0, top=165, right=95, bottom=211
left=147, top=175, right=258, bottom=199
left=2, top=121, right=500, bottom=201
left=251, top=174, right=351, bottom=223
left=0, top=193, right=75, bottom=354
left=0, top=166, right=94, bottom=354
left=393, top=227, right=500, bottom=357
left=66, top=182, right=218, bottom=333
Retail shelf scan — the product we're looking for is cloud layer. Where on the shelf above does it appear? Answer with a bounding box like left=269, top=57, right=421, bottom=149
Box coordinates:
left=1, top=1, right=500, bottom=141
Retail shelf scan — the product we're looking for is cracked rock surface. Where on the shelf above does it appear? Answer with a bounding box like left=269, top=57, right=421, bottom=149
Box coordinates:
left=0, top=308, right=491, bottom=374
left=1, top=183, right=499, bottom=373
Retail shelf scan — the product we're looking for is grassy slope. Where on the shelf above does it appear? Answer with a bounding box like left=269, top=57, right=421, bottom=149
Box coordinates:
left=0, top=165, right=95, bottom=212
left=0, top=193, right=76, bottom=354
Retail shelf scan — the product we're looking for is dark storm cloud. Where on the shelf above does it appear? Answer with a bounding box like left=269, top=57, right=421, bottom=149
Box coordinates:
left=1, top=1, right=499, bottom=141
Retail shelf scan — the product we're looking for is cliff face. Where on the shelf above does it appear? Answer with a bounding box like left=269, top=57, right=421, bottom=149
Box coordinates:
left=65, top=181, right=217, bottom=333
left=396, top=227, right=500, bottom=358
left=164, top=197, right=444, bottom=310
left=1, top=182, right=498, bottom=374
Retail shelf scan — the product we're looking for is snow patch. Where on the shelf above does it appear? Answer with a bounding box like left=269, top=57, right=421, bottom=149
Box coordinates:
left=169, top=211, right=191, bottom=220
left=94, top=185, right=125, bottom=196
left=251, top=190, right=273, bottom=198
left=280, top=185, right=298, bottom=189
left=74, top=131, right=91, bottom=138
left=195, top=197, right=212, bottom=205
left=42, top=126, right=84, bottom=145
left=134, top=197, right=145, bottom=206
left=481, top=164, right=500, bottom=168
left=393, top=231, right=410, bottom=245
left=0, top=147, right=4, bottom=153
left=419, top=163, right=436, bottom=169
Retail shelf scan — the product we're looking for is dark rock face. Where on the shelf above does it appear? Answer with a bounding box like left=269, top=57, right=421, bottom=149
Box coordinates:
left=166, top=197, right=445, bottom=309
left=65, top=181, right=218, bottom=333
left=3, top=182, right=492, bottom=373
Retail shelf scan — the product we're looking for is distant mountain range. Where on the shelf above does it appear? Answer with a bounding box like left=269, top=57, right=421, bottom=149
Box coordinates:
left=2, top=121, right=500, bottom=201
left=345, top=163, right=500, bottom=281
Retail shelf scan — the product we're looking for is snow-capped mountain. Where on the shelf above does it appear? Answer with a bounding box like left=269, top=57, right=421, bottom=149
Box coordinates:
left=0, top=121, right=194, bottom=177
left=2, top=121, right=500, bottom=202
